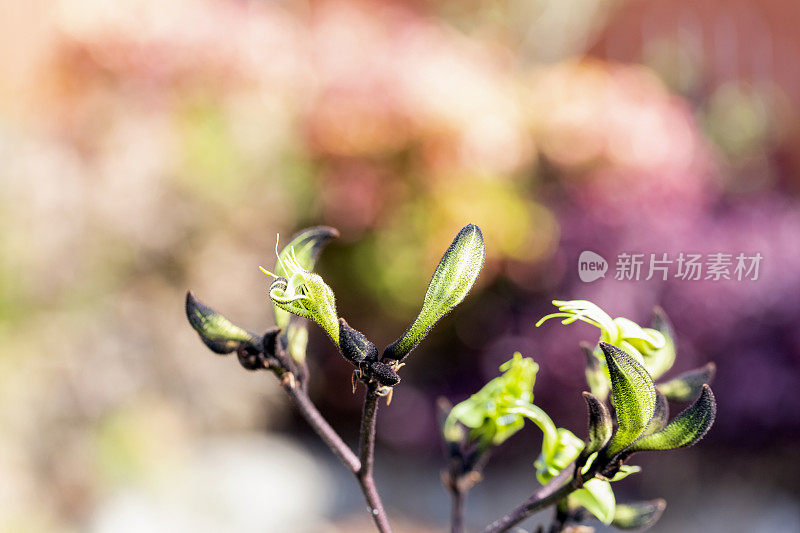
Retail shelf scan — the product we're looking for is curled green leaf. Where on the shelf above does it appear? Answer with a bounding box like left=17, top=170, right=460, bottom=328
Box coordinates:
left=270, top=227, right=338, bottom=362
left=536, top=300, right=619, bottom=344
left=657, top=362, right=717, bottom=402
left=537, top=302, right=668, bottom=376
left=443, top=352, right=538, bottom=448
left=579, top=392, right=612, bottom=464
left=185, top=291, right=259, bottom=354
left=261, top=243, right=339, bottom=345
left=611, top=499, right=666, bottom=530
left=607, top=464, right=641, bottom=482
left=383, top=224, right=484, bottom=362
left=628, top=384, right=716, bottom=452
left=600, top=343, right=657, bottom=456
left=271, top=227, right=339, bottom=325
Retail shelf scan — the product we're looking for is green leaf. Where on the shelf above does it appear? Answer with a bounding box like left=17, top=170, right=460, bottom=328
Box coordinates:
left=629, top=385, right=716, bottom=452
left=569, top=478, right=616, bottom=525
left=270, top=227, right=338, bottom=362
left=262, top=243, right=340, bottom=346
left=185, top=292, right=258, bottom=354
left=657, top=362, right=717, bottom=402
left=642, top=307, right=676, bottom=379
left=600, top=343, right=657, bottom=456
left=579, top=392, right=612, bottom=463
left=642, top=391, right=669, bottom=436
left=383, top=224, right=485, bottom=362
left=611, top=499, right=666, bottom=530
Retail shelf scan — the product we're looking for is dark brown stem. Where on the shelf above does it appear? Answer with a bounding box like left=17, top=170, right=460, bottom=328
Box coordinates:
left=271, top=337, right=391, bottom=532
left=449, top=483, right=466, bottom=533
left=482, top=462, right=597, bottom=533
left=357, top=386, right=393, bottom=533
left=281, top=378, right=361, bottom=472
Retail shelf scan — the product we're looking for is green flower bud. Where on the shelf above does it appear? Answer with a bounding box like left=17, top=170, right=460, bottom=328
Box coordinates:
left=600, top=342, right=657, bottom=457
left=185, top=291, right=259, bottom=354
left=640, top=307, right=677, bottom=379
left=383, top=224, right=485, bottom=362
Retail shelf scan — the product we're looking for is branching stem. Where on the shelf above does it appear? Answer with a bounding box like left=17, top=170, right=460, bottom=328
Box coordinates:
left=482, top=462, right=598, bottom=533
left=280, top=377, right=360, bottom=472
left=277, top=360, right=392, bottom=533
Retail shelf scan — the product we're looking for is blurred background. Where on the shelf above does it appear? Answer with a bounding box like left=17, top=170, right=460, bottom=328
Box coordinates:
left=1, top=0, right=799, bottom=531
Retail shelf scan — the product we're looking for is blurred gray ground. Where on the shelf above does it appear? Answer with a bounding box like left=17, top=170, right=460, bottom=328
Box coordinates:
left=87, top=433, right=798, bottom=532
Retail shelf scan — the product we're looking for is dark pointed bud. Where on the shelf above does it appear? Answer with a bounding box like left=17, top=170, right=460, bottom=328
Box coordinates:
left=370, top=361, right=401, bottom=387
left=599, top=342, right=657, bottom=456
left=338, top=318, right=378, bottom=365
left=643, top=391, right=670, bottom=436
left=628, top=385, right=716, bottom=452
left=611, top=499, right=666, bottom=530
left=383, top=224, right=484, bottom=362
left=261, top=327, right=281, bottom=358
left=657, top=362, right=717, bottom=402
left=579, top=392, right=612, bottom=463
left=185, top=292, right=259, bottom=354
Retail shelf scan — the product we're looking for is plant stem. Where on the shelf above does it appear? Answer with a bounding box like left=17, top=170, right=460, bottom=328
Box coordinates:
left=281, top=378, right=361, bottom=472
left=482, top=463, right=595, bottom=533
left=449, top=483, right=466, bottom=533
left=357, top=386, right=393, bottom=533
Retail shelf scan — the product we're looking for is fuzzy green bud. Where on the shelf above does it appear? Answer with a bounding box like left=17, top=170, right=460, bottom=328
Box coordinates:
left=384, top=224, right=485, bottom=362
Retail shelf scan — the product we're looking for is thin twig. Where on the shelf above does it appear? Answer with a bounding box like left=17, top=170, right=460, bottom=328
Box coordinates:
left=280, top=378, right=361, bottom=472
left=482, top=462, right=597, bottom=533
left=357, top=385, right=393, bottom=533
